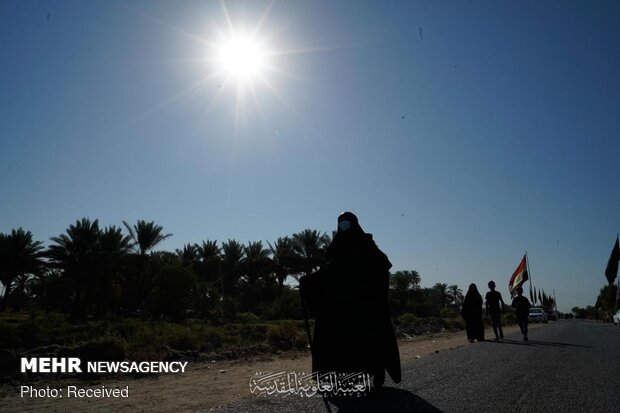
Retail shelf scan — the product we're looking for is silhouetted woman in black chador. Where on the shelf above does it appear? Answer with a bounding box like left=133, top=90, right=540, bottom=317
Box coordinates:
left=300, top=212, right=401, bottom=388
left=461, top=283, right=485, bottom=342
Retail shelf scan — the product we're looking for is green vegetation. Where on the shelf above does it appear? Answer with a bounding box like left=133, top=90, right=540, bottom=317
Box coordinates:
left=0, top=310, right=310, bottom=359
left=570, top=284, right=617, bottom=320
left=0, top=218, right=480, bottom=355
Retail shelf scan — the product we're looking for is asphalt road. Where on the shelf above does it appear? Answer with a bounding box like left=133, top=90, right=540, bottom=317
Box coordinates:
left=208, top=320, right=620, bottom=413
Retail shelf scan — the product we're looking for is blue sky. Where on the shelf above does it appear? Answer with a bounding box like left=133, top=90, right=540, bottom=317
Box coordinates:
left=1, top=0, right=619, bottom=312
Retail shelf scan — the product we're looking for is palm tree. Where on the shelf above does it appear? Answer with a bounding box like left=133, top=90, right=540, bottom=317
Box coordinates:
left=99, top=225, right=133, bottom=255
left=241, top=241, right=272, bottom=310
left=243, top=241, right=271, bottom=286
left=389, top=270, right=421, bottom=311
left=0, top=228, right=45, bottom=309
left=96, top=225, right=132, bottom=316
left=193, top=240, right=222, bottom=317
left=447, top=284, right=464, bottom=307
left=29, top=269, right=72, bottom=312
left=47, top=218, right=101, bottom=317
left=221, top=239, right=244, bottom=297
left=10, top=273, right=34, bottom=309
left=268, top=237, right=297, bottom=294
left=390, top=270, right=421, bottom=289
left=14, top=273, right=33, bottom=295
left=292, top=229, right=330, bottom=278
left=176, top=243, right=198, bottom=269
left=122, top=220, right=172, bottom=257
left=432, top=282, right=450, bottom=308
left=122, top=220, right=172, bottom=310
left=195, top=240, right=221, bottom=284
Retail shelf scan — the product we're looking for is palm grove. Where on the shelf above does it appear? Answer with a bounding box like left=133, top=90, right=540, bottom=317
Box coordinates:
left=0, top=218, right=468, bottom=323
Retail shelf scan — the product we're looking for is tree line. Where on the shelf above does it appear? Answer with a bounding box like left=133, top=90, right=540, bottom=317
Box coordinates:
left=0, top=218, right=468, bottom=323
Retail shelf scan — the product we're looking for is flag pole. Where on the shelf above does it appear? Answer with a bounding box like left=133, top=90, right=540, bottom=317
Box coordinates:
left=526, top=251, right=532, bottom=284
left=526, top=251, right=534, bottom=301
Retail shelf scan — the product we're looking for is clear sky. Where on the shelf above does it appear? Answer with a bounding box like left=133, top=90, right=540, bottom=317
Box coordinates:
left=1, top=0, right=619, bottom=313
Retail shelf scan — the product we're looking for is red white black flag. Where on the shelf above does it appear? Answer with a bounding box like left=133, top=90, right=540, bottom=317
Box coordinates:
left=508, top=254, right=529, bottom=298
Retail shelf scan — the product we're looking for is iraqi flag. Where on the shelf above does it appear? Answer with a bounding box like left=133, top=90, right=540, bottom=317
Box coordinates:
left=508, top=254, right=529, bottom=297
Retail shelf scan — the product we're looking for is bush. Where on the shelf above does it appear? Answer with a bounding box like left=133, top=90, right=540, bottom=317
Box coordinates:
left=210, top=297, right=239, bottom=323
left=266, top=320, right=306, bottom=350
left=429, top=317, right=448, bottom=328
left=237, top=312, right=260, bottom=324
left=75, top=335, right=126, bottom=362
left=202, top=328, right=226, bottom=350
left=147, top=264, right=196, bottom=321
left=0, top=311, right=309, bottom=359
left=397, top=313, right=419, bottom=328
left=264, top=289, right=303, bottom=320
left=226, top=323, right=268, bottom=347
left=14, top=320, right=44, bottom=349
left=162, top=325, right=201, bottom=351
left=411, top=303, right=437, bottom=318
left=440, top=308, right=459, bottom=318
left=446, top=318, right=465, bottom=330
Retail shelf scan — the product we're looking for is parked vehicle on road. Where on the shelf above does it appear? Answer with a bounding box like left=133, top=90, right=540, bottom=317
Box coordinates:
left=613, top=309, right=620, bottom=325
left=528, top=307, right=548, bottom=323
left=545, top=310, right=557, bottom=321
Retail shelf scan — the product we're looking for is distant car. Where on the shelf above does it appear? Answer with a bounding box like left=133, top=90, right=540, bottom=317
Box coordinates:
left=529, top=307, right=548, bottom=323
left=545, top=310, right=557, bottom=321
left=613, top=309, right=620, bottom=325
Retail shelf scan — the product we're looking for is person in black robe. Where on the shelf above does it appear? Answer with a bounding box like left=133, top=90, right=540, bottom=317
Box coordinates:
left=460, top=283, right=485, bottom=342
left=299, top=212, right=401, bottom=389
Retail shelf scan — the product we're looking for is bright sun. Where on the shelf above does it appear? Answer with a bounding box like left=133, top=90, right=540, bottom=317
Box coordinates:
left=216, top=35, right=268, bottom=82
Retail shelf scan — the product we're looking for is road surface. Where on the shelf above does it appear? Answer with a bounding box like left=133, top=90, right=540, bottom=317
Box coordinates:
left=209, top=320, right=620, bottom=413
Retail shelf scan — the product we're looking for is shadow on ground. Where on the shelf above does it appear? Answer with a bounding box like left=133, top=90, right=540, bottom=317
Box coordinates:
left=484, top=339, right=592, bottom=349
left=323, top=387, right=443, bottom=413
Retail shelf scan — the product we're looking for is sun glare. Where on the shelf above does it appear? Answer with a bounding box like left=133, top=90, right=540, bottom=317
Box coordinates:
left=135, top=1, right=321, bottom=127
left=217, top=36, right=267, bottom=80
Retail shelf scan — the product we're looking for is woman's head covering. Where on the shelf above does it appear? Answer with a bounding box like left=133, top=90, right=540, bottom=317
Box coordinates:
left=468, top=283, right=478, bottom=294
left=337, top=211, right=359, bottom=232
left=327, top=211, right=367, bottom=260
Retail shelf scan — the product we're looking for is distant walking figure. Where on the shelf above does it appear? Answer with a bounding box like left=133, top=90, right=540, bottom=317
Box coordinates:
left=511, top=287, right=531, bottom=341
left=299, top=212, right=401, bottom=389
left=461, top=283, right=485, bottom=342
left=485, top=281, right=505, bottom=340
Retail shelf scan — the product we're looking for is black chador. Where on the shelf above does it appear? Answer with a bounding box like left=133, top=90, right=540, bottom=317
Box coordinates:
left=300, top=212, right=401, bottom=387
left=460, top=283, right=485, bottom=342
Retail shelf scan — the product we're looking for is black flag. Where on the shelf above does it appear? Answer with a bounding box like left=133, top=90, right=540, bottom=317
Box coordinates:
left=605, top=236, right=620, bottom=285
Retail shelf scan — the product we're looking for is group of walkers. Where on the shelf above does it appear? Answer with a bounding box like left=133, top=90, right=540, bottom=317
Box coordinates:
left=461, top=281, right=532, bottom=342
left=300, top=211, right=533, bottom=394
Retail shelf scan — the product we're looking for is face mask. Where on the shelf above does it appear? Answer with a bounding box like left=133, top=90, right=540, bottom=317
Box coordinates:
left=338, top=220, right=351, bottom=232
